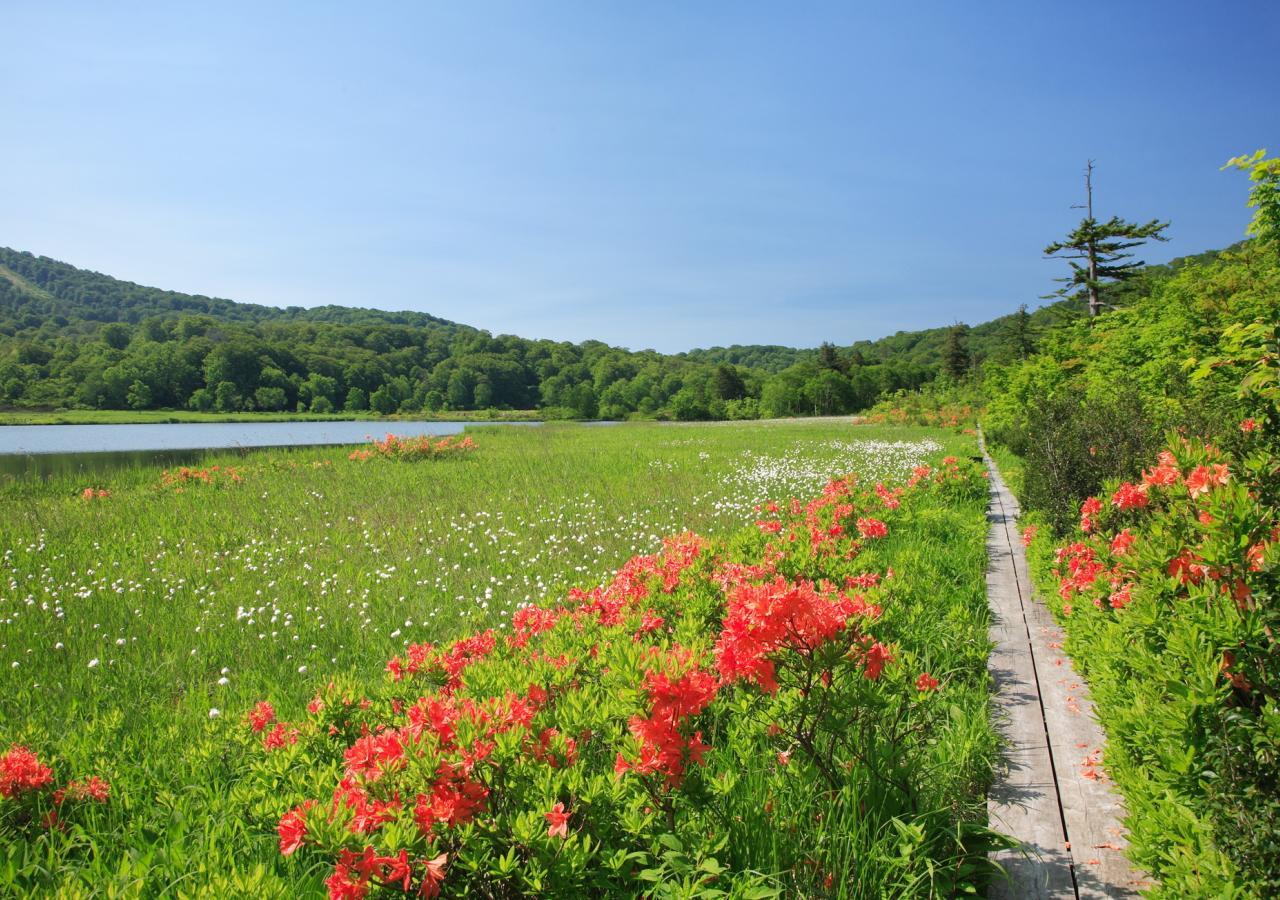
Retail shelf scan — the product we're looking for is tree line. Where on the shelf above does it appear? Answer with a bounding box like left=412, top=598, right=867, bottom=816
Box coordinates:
left=1, top=218, right=1220, bottom=420
left=0, top=248, right=944, bottom=420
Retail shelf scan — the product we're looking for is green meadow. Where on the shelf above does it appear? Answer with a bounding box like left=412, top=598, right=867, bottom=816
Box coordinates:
left=1, top=420, right=999, bottom=895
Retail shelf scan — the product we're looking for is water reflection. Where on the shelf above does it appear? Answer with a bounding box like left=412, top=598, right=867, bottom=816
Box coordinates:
left=0, top=419, right=597, bottom=479
left=0, top=420, right=481, bottom=456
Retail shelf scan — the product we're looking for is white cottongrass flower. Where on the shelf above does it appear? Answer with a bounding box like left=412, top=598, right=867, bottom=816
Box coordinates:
left=88, top=658, right=99, bottom=668
left=208, top=708, right=221, bottom=718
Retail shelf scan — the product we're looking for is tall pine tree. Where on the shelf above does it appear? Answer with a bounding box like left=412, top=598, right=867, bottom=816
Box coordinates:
left=1045, top=161, right=1169, bottom=318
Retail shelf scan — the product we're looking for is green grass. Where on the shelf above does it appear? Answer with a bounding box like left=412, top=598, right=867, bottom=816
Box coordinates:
left=983, top=440, right=1024, bottom=499
left=0, top=420, right=986, bottom=894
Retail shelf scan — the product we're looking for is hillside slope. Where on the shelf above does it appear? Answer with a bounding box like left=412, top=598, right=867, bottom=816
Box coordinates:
left=0, top=244, right=1223, bottom=418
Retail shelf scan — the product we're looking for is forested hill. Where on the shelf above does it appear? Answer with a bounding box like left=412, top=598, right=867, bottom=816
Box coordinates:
left=0, top=244, right=1225, bottom=420
left=0, top=247, right=464, bottom=331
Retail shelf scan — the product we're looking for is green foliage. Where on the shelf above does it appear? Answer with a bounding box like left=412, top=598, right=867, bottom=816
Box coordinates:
left=6, top=242, right=1193, bottom=425
left=214, top=380, right=241, bottom=412
left=942, top=324, right=970, bottom=379
left=987, top=165, right=1280, bottom=894
left=1023, top=420, right=1280, bottom=896
left=997, top=305, right=1036, bottom=362
left=1223, top=150, right=1280, bottom=252
left=986, top=240, right=1280, bottom=534
left=862, top=379, right=983, bottom=429
left=1016, top=392, right=1165, bottom=535
left=1044, top=215, right=1169, bottom=306
left=1043, top=167, right=1170, bottom=317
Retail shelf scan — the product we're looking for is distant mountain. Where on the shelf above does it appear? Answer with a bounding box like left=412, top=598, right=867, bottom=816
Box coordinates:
left=0, top=247, right=463, bottom=332
left=0, top=243, right=1232, bottom=419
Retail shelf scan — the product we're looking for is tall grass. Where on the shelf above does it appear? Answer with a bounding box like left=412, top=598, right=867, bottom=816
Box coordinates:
left=0, top=420, right=987, bottom=893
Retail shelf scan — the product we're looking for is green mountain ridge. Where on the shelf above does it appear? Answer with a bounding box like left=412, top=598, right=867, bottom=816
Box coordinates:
left=0, top=243, right=1233, bottom=418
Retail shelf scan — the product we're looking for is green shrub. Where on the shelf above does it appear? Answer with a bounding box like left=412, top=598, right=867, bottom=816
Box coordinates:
left=1018, top=392, right=1165, bottom=535
left=1025, top=421, right=1279, bottom=896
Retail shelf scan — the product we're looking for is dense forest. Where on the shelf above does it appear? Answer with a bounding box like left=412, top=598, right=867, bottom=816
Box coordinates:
left=0, top=243, right=1228, bottom=420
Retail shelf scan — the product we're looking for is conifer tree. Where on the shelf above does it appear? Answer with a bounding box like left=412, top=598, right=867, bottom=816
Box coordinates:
left=1002, top=304, right=1036, bottom=359
left=1045, top=161, right=1169, bottom=318
left=942, top=323, right=970, bottom=379
left=817, top=341, right=847, bottom=373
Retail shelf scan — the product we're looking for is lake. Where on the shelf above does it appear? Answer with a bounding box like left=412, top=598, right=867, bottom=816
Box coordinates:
left=0, top=419, right=540, bottom=480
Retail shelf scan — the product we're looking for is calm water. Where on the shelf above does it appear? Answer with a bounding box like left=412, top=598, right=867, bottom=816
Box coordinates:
left=0, top=420, right=539, bottom=480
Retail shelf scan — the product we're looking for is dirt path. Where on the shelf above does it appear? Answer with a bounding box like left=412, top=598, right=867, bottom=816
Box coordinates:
left=982, top=442, right=1149, bottom=898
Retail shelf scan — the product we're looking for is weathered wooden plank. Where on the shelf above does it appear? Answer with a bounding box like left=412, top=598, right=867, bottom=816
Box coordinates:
left=984, top=448, right=1074, bottom=897
left=981, top=436, right=1151, bottom=897
left=1028, top=603, right=1145, bottom=896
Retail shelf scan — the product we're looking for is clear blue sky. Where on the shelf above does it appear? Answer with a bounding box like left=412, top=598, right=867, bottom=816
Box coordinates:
left=2, top=2, right=1276, bottom=352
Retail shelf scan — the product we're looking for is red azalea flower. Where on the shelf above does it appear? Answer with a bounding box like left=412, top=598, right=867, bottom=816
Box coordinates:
left=1110, top=482, right=1149, bottom=510
left=1079, top=496, right=1103, bottom=533
left=325, top=850, right=370, bottom=900
left=861, top=641, right=894, bottom=680
left=856, top=518, right=888, bottom=539
left=545, top=801, right=570, bottom=838
left=1108, top=583, right=1133, bottom=610
left=278, top=800, right=316, bottom=855
left=420, top=853, right=448, bottom=899
left=246, top=701, right=275, bottom=733
left=0, top=745, right=54, bottom=798
left=1185, top=464, right=1229, bottom=499
left=374, top=849, right=412, bottom=891
left=55, top=776, right=111, bottom=804
left=1109, top=529, right=1135, bottom=556
left=262, top=722, right=299, bottom=751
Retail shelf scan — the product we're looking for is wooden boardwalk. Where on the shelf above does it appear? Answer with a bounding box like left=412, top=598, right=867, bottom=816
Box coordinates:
left=982, top=444, right=1150, bottom=898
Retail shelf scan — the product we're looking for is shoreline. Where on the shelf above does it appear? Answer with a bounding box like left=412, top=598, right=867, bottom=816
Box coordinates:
left=0, top=409, right=548, bottom=426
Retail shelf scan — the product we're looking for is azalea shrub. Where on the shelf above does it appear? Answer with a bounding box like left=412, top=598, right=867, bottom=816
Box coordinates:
left=0, top=745, right=110, bottom=836
left=859, top=382, right=983, bottom=431
left=158, top=464, right=245, bottom=490
left=231, top=456, right=1002, bottom=897
left=859, top=403, right=977, bottom=429
left=348, top=434, right=477, bottom=462
left=1024, top=410, right=1279, bottom=895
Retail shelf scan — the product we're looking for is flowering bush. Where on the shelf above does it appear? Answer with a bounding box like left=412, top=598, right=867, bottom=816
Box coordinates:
left=158, top=464, right=244, bottom=490
left=0, top=744, right=110, bottom=835
left=1028, top=418, right=1280, bottom=894
left=859, top=404, right=976, bottom=429
left=233, top=455, right=1001, bottom=897
left=349, top=434, right=477, bottom=462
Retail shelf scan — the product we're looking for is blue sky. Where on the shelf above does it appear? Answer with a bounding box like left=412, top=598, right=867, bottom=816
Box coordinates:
left=2, top=2, right=1276, bottom=352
